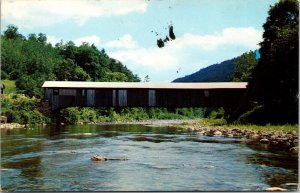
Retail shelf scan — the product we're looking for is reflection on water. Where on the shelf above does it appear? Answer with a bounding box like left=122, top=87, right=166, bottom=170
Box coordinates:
left=1, top=124, right=298, bottom=191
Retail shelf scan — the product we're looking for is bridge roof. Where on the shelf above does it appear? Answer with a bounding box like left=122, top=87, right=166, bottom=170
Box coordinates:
left=43, top=81, right=247, bottom=89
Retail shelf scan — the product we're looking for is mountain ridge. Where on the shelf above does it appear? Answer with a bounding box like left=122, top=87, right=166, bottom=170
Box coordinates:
left=173, top=58, right=236, bottom=82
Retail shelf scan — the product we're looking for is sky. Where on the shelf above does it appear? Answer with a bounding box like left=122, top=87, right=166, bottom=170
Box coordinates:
left=1, top=0, right=278, bottom=82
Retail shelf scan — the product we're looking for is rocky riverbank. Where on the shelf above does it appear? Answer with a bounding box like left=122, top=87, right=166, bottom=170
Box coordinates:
left=173, top=123, right=298, bottom=154
left=108, top=119, right=298, bottom=154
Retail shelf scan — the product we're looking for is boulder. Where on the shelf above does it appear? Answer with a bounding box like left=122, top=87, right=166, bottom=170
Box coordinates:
left=214, top=131, right=223, bottom=136
left=250, top=134, right=260, bottom=139
left=196, top=131, right=206, bottom=135
left=260, top=138, right=269, bottom=144
left=227, top=134, right=234, bottom=138
left=283, top=142, right=291, bottom=147
left=276, top=137, right=288, bottom=141
left=289, top=146, right=298, bottom=154
left=270, top=141, right=278, bottom=146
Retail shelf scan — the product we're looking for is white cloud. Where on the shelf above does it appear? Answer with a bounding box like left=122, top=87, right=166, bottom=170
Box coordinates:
left=74, top=35, right=101, bottom=46
left=105, top=34, right=138, bottom=49
left=47, top=35, right=61, bottom=46
left=109, top=47, right=180, bottom=71
left=173, top=27, right=262, bottom=51
left=106, top=27, right=262, bottom=82
left=2, top=0, right=148, bottom=28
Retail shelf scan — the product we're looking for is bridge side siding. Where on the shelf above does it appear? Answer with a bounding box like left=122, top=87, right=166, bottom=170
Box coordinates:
left=45, top=88, right=245, bottom=110
left=87, top=89, right=95, bottom=106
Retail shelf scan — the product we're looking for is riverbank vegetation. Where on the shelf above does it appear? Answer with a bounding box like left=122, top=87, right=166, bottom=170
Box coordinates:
left=1, top=94, right=48, bottom=125
left=60, top=107, right=206, bottom=124
left=199, top=118, right=298, bottom=134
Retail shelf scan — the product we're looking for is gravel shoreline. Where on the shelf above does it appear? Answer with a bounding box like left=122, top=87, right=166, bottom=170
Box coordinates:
left=172, top=122, right=298, bottom=154
left=97, top=119, right=199, bottom=126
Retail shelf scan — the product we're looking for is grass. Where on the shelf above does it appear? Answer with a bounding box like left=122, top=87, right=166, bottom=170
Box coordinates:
left=226, top=123, right=298, bottom=133
left=199, top=118, right=298, bottom=133
left=0, top=80, right=16, bottom=94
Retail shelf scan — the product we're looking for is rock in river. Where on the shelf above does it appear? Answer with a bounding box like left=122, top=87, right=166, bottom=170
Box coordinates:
left=91, top=155, right=128, bottom=161
left=265, top=187, right=287, bottom=191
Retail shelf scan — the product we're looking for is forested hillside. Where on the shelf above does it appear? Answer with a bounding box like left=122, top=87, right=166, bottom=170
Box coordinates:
left=1, top=25, right=140, bottom=98
left=173, top=58, right=235, bottom=82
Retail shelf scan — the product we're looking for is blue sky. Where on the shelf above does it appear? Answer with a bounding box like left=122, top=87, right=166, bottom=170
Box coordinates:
left=2, top=0, right=277, bottom=82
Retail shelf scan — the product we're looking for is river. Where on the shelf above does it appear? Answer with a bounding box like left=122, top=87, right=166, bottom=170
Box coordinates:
left=1, top=124, right=298, bottom=191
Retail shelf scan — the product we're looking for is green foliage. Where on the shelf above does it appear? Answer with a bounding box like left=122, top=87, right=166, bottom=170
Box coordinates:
left=104, top=72, right=128, bottom=82
left=231, top=51, right=257, bottom=82
left=0, top=80, right=16, bottom=94
left=236, top=105, right=265, bottom=124
left=242, top=0, right=299, bottom=124
left=1, top=24, right=140, bottom=99
left=1, top=26, right=61, bottom=97
left=3, top=25, right=25, bottom=40
left=199, top=118, right=297, bottom=133
left=1, top=94, right=48, bottom=124
left=59, top=107, right=206, bottom=124
left=61, top=107, right=81, bottom=124
left=55, top=41, right=140, bottom=82
left=201, top=108, right=227, bottom=126
left=55, top=59, right=91, bottom=81
left=15, top=75, right=44, bottom=98
left=208, top=108, right=225, bottom=119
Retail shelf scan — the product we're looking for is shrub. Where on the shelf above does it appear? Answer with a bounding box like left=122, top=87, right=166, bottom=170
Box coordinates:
left=1, top=94, right=47, bottom=124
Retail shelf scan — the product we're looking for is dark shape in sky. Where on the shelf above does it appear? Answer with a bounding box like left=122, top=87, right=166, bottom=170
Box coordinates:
left=163, top=36, right=170, bottom=42
left=157, top=38, right=164, bottom=48
left=169, top=25, right=176, bottom=40
left=154, top=24, right=176, bottom=48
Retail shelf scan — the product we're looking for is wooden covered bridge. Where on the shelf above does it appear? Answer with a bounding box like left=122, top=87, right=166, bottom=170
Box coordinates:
left=42, top=81, right=247, bottom=111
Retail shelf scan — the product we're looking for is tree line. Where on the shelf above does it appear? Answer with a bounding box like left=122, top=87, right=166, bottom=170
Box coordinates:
left=1, top=25, right=140, bottom=98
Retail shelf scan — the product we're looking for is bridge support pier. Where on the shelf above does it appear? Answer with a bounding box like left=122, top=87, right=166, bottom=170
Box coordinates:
left=51, top=110, right=61, bottom=128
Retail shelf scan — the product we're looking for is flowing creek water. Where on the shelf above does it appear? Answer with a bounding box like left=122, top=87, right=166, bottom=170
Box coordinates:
left=1, top=124, right=298, bottom=191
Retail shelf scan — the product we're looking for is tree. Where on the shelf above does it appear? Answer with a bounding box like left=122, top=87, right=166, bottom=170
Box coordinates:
left=236, top=0, right=299, bottom=124
left=37, top=33, right=47, bottom=44
left=144, top=75, right=150, bottom=82
left=231, top=51, right=257, bottom=82
left=54, top=59, right=90, bottom=81
left=28, top=33, right=38, bottom=41
left=15, top=74, right=43, bottom=97
left=3, top=25, right=24, bottom=39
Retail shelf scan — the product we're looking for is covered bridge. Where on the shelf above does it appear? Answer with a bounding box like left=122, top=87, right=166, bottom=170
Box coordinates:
left=42, top=81, right=247, bottom=111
